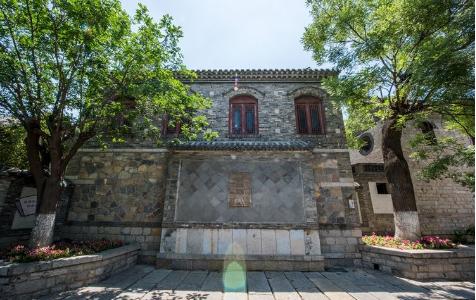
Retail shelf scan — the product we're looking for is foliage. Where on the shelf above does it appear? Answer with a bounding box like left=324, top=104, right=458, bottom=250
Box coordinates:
left=362, top=233, right=457, bottom=250
left=0, top=0, right=214, bottom=246
left=410, top=134, right=475, bottom=191
left=303, top=0, right=474, bottom=142
left=453, top=225, right=475, bottom=244
left=0, top=121, right=28, bottom=169
left=0, top=0, right=213, bottom=176
left=0, top=239, right=123, bottom=263
left=362, top=233, right=424, bottom=250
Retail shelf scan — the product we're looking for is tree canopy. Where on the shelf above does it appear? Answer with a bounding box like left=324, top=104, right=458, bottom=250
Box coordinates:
left=0, top=0, right=213, bottom=247
left=304, top=0, right=474, bottom=134
left=303, top=0, right=474, bottom=239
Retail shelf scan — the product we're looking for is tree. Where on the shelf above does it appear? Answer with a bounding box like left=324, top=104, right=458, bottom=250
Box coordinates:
left=303, top=0, right=474, bottom=240
left=0, top=0, right=212, bottom=247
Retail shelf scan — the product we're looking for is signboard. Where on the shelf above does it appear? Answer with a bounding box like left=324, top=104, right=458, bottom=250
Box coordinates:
left=11, top=187, right=37, bottom=229
left=16, top=195, right=37, bottom=216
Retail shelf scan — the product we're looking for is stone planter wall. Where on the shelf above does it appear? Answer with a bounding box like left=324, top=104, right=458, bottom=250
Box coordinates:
left=0, top=244, right=139, bottom=299
left=360, top=245, right=474, bottom=280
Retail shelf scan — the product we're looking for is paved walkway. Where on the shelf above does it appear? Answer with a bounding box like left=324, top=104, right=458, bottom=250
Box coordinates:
left=43, top=265, right=475, bottom=300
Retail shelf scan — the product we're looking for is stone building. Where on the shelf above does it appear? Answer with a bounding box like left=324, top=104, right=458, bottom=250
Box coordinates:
left=2, top=69, right=360, bottom=270
left=350, top=119, right=475, bottom=236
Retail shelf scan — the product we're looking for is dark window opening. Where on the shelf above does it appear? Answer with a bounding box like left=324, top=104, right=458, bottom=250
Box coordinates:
left=419, top=121, right=437, bottom=145
left=364, top=164, right=384, bottom=173
left=294, top=97, right=325, bottom=134
left=376, top=182, right=389, bottom=194
left=359, top=134, right=374, bottom=156
left=229, top=96, right=258, bottom=136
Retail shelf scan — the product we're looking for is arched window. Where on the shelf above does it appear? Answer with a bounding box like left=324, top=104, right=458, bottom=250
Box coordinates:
left=418, top=121, right=437, bottom=145
left=359, top=133, right=374, bottom=156
left=294, top=96, right=325, bottom=134
left=229, top=96, right=258, bottom=136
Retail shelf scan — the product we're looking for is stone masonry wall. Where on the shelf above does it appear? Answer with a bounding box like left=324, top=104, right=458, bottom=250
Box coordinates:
left=352, top=164, right=394, bottom=234
left=190, top=82, right=347, bottom=147
left=360, top=245, right=474, bottom=280
left=350, top=119, right=475, bottom=236
left=0, top=244, right=139, bottom=299
left=0, top=174, right=35, bottom=247
left=58, top=149, right=169, bottom=263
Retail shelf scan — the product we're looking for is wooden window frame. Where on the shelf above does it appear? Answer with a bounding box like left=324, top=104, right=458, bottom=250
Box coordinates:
left=229, top=96, right=259, bottom=136
left=161, top=114, right=181, bottom=137
left=294, top=96, right=325, bottom=135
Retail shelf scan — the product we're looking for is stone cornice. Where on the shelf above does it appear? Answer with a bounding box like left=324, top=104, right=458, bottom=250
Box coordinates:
left=178, top=68, right=338, bottom=83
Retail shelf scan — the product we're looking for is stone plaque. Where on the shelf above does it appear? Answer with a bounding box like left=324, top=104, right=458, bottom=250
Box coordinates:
left=228, top=172, right=251, bottom=207
left=16, top=195, right=37, bottom=216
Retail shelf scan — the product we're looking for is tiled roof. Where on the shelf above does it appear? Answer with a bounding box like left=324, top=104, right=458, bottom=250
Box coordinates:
left=177, top=69, right=337, bottom=82
left=169, top=140, right=312, bottom=151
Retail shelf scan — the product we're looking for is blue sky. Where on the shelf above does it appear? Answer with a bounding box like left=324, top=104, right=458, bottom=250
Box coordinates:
left=120, top=0, right=322, bottom=70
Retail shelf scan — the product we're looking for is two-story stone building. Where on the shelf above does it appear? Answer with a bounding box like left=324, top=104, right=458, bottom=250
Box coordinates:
left=55, top=69, right=362, bottom=270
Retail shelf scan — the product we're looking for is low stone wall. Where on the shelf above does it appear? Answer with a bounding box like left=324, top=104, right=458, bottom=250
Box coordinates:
left=0, top=244, right=139, bottom=299
left=360, top=245, right=474, bottom=280
left=319, top=228, right=362, bottom=267
left=56, top=224, right=161, bottom=263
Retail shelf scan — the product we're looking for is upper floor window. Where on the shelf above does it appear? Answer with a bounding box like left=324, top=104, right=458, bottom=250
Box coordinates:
left=294, top=96, right=325, bottom=134
left=229, top=96, right=258, bottom=136
left=162, top=114, right=180, bottom=137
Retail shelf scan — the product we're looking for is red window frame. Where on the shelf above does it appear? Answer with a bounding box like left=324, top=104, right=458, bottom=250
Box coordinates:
left=161, top=114, right=181, bottom=137
left=294, top=96, right=325, bottom=134
left=229, top=96, right=258, bottom=136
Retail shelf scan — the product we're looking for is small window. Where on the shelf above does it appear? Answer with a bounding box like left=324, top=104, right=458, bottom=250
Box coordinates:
left=229, top=96, right=258, bottom=136
left=162, top=114, right=180, bottom=137
left=359, top=134, right=374, bottom=156
left=376, top=183, right=389, bottom=194
left=418, top=121, right=437, bottom=145
left=294, top=97, right=325, bottom=134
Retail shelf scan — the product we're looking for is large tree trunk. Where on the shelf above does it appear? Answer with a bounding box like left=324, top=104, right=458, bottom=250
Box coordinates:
left=382, top=118, right=421, bottom=241
left=29, top=176, right=61, bottom=248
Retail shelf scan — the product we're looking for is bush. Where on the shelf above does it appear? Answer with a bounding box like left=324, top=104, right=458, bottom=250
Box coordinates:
left=362, top=233, right=457, bottom=250
left=0, top=239, right=124, bottom=263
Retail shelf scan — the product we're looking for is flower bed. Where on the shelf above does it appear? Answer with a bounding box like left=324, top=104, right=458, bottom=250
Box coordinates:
left=0, top=243, right=139, bottom=299
left=362, top=233, right=457, bottom=250
left=0, top=239, right=124, bottom=263
left=360, top=244, right=474, bottom=280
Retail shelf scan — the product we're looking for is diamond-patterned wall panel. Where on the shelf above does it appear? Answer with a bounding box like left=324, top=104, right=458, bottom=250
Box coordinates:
left=175, top=159, right=305, bottom=223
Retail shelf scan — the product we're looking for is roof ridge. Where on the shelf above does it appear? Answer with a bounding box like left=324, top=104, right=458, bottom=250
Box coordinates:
left=177, top=68, right=338, bottom=82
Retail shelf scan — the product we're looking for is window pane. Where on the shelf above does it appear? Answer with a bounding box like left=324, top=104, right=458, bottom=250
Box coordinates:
left=297, top=106, right=308, bottom=134
left=232, top=105, right=242, bottom=134
left=310, top=105, right=320, bottom=133
left=245, top=105, right=255, bottom=134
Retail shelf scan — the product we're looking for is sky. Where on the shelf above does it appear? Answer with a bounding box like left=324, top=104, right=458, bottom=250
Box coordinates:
left=120, top=0, right=324, bottom=70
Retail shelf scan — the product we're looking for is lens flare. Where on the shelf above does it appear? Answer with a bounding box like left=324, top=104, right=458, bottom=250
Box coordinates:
left=222, top=242, right=247, bottom=292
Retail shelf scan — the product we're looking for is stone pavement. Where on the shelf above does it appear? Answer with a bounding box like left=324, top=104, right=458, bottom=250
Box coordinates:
left=42, top=265, right=475, bottom=300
